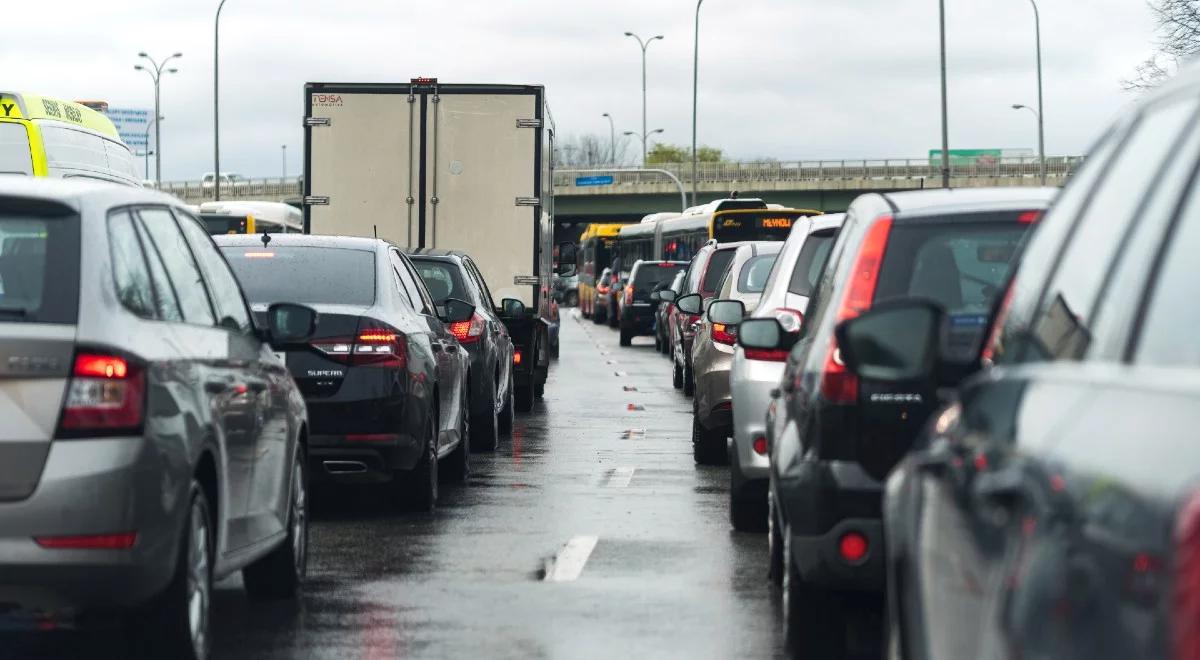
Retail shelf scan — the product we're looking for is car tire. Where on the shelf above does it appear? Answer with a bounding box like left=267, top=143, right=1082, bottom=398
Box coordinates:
left=444, top=394, right=471, bottom=482
left=682, top=361, right=695, bottom=397
left=535, top=379, right=545, bottom=399
left=515, top=375, right=535, bottom=413
left=692, top=411, right=728, bottom=466
left=398, top=414, right=438, bottom=512
left=608, top=307, right=619, bottom=329
left=498, top=370, right=515, bottom=436
left=768, top=490, right=784, bottom=585
left=672, top=358, right=683, bottom=389
left=619, top=327, right=632, bottom=347
left=782, top=525, right=845, bottom=659
left=127, top=482, right=213, bottom=660
left=471, top=376, right=500, bottom=452
left=592, top=307, right=605, bottom=324
left=243, top=449, right=308, bottom=600
left=730, top=447, right=768, bottom=532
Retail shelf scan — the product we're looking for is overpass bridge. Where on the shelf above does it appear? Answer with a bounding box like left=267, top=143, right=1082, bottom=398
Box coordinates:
left=159, top=156, right=1079, bottom=233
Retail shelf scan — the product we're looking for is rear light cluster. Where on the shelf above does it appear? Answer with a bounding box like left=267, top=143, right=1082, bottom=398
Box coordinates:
left=597, top=284, right=610, bottom=295
left=752, top=436, right=768, bottom=455
left=838, top=532, right=869, bottom=564
left=822, top=215, right=892, bottom=403
left=513, top=349, right=524, bottom=366
left=745, top=308, right=805, bottom=362
left=313, top=328, right=408, bottom=368
left=624, top=285, right=634, bottom=306
left=712, top=323, right=737, bottom=346
left=448, top=313, right=486, bottom=345
left=35, top=533, right=137, bottom=550
left=59, top=353, right=145, bottom=435
left=1174, top=490, right=1200, bottom=660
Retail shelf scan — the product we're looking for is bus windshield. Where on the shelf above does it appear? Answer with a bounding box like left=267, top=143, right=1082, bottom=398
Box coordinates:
left=712, top=211, right=809, bottom=242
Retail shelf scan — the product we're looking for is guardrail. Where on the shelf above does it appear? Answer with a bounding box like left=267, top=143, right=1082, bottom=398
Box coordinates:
left=155, top=156, right=1082, bottom=203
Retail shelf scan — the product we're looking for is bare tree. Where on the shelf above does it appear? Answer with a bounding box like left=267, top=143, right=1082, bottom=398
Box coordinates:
left=553, top=133, right=636, bottom=168
left=1125, top=0, right=1200, bottom=90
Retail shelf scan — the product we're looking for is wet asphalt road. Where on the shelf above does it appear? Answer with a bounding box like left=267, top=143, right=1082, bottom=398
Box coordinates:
left=6, top=312, right=874, bottom=659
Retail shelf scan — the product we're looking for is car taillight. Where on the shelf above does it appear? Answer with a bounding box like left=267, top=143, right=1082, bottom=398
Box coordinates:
left=838, top=532, right=869, bottom=564
left=774, top=307, right=805, bottom=334
left=822, top=215, right=892, bottom=403
left=58, top=353, right=145, bottom=436
left=34, top=533, right=138, bottom=550
left=1174, top=490, right=1200, bottom=660
left=1017, top=210, right=1042, bottom=224
left=514, top=349, right=523, bottom=366
left=624, top=285, right=634, bottom=306
left=448, top=313, right=486, bottom=345
left=745, top=347, right=790, bottom=362
left=753, top=436, right=768, bottom=455
left=712, top=322, right=737, bottom=346
left=597, top=284, right=609, bottom=295
left=313, top=328, right=407, bottom=368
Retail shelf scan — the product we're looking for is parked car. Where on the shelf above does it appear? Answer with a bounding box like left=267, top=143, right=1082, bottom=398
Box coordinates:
left=721, top=214, right=844, bottom=531
left=618, top=260, right=687, bottom=346
left=0, top=178, right=316, bottom=659
left=592, top=267, right=615, bottom=325
left=671, top=242, right=740, bottom=395
left=740, top=186, right=1055, bottom=654
left=217, top=234, right=475, bottom=512
left=653, top=270, right=687, bottom=355
left=405, top=250, right=517, bottom=452
left=687, top=242, right=782, bottom=465
left=872, top=77, right=1200, bottom=660
left=554, top=273, right=579, bottom=306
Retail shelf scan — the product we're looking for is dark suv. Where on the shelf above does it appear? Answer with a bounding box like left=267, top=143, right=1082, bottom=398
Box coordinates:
left=618, top=260, right=687, bottom=346
left=740, top=186, right=1054, bottom=653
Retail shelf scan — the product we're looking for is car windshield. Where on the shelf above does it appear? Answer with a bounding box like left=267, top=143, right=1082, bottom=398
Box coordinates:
left=412, top=259, right=468, bottom=302
left=737, top=254, right=779, bottom=293
left=220, top=245, right=376, bottom=306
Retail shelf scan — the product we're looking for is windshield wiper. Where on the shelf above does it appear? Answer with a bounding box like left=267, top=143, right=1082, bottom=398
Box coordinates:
left=0, top=307, right=29, bottom=317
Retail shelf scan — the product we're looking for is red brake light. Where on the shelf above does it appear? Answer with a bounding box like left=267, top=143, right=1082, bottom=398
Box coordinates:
left=752, top=436, right=768, bottom=455
left=313, top=327, right=407, bottom=368
left=838, top=532, right=869, bottom=564
left=1174, top=490, right=1200, bottom=660
left=712, top=322, right=737, bottom=346
left=1017, top=210, right=1042, bottom=224
left=624, top=285, right=634, bottom=306
left=745, top=348, right=790, bottom=362
left=514, top=350, right=523, bottom=366
left=822, top=215, right=892, bottom=403
left=34, top=533, right=138, bottom=550
left=657, top=262, right=676, bottom=268
left=448, top=313, right=486, bottom=344
left=59, top=353, right=145, bottom=435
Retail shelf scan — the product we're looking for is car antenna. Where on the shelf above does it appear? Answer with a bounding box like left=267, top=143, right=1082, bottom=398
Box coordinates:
left=261, top=232, right=271, bottom=247
left=374, top=224, right=378, bottom=239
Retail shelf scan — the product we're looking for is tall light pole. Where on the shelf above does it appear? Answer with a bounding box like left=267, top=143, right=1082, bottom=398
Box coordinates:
left=1011, top=104, right=1043, bottom=178
left=140, top=119, right=156, bottom=182
left=624, top=31, right=664, bottom=167
left=281, top=144, right=287, bottom=179
left=214, top=0, right=229, bottom=201
left=939, top=0, right=950, bottom=188
left=134, top=52, right=181, bottom=186
left=1026, top=0, right=1046, bottom=186
left=624, top=129, right=664, bottom=163
left=692, top=0, right=705, bottom=206
left=601, top=113, right=616, bottom=165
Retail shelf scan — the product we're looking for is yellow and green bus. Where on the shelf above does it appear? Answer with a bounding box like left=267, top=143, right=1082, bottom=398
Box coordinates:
left=0, top=92, right=140, bottom=186
left=577, top=222, right=625, bottom=319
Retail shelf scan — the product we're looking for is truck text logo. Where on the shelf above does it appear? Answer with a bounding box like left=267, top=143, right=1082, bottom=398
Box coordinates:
left=312, top=94, right=343, bottom=107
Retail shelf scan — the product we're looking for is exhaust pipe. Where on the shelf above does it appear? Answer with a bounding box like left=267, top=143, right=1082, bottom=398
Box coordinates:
left=324, top=460, right=368, bottom=475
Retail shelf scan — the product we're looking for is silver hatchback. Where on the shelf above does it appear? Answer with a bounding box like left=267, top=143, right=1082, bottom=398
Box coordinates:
left=0, top=178, right=316, bottom=659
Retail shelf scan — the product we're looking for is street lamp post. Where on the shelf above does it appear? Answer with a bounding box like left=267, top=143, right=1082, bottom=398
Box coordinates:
left=140, top=118, right=156, bottom=182
left=1012, top=104, right=1043, bottom=178
left=214, top=0, right=229, bottom=201
left=1026, top=0, right=1046, bottom=186
left=624, top=31, right=664, bottom=167
left=134, top=52, right=181, bottom=186
left=939, top=0, right=950, bottom=188
left=601, top=113, right=616, bottom=165
left=624, top=129, right=664, bottom=163
left=692, top=0, right=705, bottom=206
left=281, top=144, right=287, bottom=179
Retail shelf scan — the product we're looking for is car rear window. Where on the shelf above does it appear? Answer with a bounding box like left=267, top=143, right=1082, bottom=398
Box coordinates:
left=633, top=263, right=685, bottom=292
left=0, top=208, right=79, bottom=324
left=737, top=254, right=779, bottom=293
left=701, top=249, right=736, bottom=294
left=221, top=245, right=376, bottom=306
left=788, top=231, right=837, bottom=296
left=411, top=259, right=468, bottom=302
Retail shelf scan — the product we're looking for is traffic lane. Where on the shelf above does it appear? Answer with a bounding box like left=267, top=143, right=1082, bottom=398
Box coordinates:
left=209, top=313, right=785, bottom=659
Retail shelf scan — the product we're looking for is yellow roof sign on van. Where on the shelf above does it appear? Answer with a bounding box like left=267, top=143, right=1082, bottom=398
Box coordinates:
left=0, top=92, right=121, bottom=139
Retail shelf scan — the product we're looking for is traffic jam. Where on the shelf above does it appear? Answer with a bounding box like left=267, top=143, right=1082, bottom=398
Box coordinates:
left=2, top=30, right=1200, bottom=660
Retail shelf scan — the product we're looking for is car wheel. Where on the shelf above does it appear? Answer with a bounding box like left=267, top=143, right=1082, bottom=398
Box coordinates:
left=498, top=370, right=515, bottom=436
left=782, top=524, right=845, bottom=659
left=397, top=414, right=438, bottom=512
left=692, top=411, right=727, bottom=466
left=730, top=447, right=767, bottom=532
left=768, top=490, right=784, bottom=585
left=128, top=482, right=213, bottom=660
left=471, top=375, right=500, bottom=452
left=592, top=307, right=605, bottom=324
left=534, top=379, right=545, bottom=399
left=682, top=361, right=695, bottom=397
left=619, top=327, right=632, bottom=347
left=672, top=357, right=683, bottom=389
left=443, top=393, right=471, bottom=482
left=243, top=449, right=308, bottom=599
left=515, top=375, right=535, bottom=413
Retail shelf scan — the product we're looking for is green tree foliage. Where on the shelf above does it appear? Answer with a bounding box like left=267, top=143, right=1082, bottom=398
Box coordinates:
left=646, top=144, right=724, bottom=165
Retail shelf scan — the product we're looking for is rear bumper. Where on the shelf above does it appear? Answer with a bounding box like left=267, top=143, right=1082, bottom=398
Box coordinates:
left=694, top=348, right=733, bottom=428
left=619, top=305, right=656, bottom=334
left=0, top=437, right=183, bottom=614
left=309, top=434, right=424, bottom=483
left=730, top=356, right=786, bottom=482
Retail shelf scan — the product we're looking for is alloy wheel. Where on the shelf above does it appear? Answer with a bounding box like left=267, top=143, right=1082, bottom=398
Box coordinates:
left=186, top=499, right=212, bottom=659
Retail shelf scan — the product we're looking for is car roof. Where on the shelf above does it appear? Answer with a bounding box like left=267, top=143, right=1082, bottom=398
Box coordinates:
left=0, top=176, right=175, bottom=211
left=213, top=233, right=385, bottom=251
left=403, top=248, right=471, bottom=261
left=881, top=187, right=1058, bottom=217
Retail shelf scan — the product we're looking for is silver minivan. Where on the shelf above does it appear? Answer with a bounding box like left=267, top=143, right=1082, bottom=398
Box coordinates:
left=0, top=178, right=316, bottom=659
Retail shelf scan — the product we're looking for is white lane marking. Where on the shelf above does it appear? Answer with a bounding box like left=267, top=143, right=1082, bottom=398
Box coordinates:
left=543, top=535, right=599, bottom=582
left=609, top=466, right=636, bottom=488
left=614, top=371, right=627, bottom=377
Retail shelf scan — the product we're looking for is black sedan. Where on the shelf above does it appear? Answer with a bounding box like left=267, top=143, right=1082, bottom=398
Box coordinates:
left=406, top=249, right=516, bottom=452
left=217, top=235, right=474, bottom=512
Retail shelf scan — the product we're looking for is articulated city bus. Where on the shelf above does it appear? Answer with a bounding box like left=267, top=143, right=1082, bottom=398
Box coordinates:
left=577, top=222, right=625, bottom=319
left=0, top=91, right=139, bottom=185
left=198, top=201, right=302, bottom=235
left=617, top=199, right=823, bottom=263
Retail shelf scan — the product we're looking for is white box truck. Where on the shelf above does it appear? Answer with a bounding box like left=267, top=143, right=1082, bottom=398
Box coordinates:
left=302, top=79, right=562, bottom=409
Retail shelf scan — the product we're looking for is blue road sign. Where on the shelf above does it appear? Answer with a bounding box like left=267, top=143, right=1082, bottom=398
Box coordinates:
left=105, top=108, right=151, bottom=149
left=575, top=175, right=614, bottom=187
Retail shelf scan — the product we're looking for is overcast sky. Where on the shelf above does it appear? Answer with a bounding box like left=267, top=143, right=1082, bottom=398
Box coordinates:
left=5, top=0, right=1159, bottom=181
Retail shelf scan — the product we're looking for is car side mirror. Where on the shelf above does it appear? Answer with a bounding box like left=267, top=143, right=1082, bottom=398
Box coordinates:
left=650, top=291, right=662, bottom=302
left=737, top=318, right=796, bottom=351
left=675, top=293, right=702, bottom=315
left=267, top=303, right=318, bottom=347
left=707, top=299, right=744, bottom=325
left=438, top=298, right=476, bottom=324
left=835, top=299, right=944, bottom=383
left=501, top=298, right=526, bottom=317
left=658, top=289, right=677, bottom=303
left=557, top=242, right=578, bottom=277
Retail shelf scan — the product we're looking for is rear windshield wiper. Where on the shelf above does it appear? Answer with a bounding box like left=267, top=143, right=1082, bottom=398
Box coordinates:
left=0, top=307, right=29, bottom=317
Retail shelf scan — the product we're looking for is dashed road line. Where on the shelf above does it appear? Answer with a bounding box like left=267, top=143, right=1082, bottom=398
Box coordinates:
left=542, top=535, right=599, bottom=582
left=608, top=466, right=636, bottom=488
left=614, top=371, right=627, bottom=377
